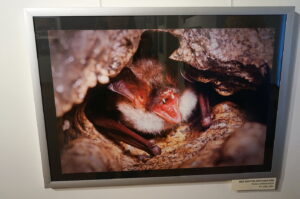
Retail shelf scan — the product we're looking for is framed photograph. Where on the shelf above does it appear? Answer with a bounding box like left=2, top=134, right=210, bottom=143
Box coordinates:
left=25, top=7, right=295, bottom=188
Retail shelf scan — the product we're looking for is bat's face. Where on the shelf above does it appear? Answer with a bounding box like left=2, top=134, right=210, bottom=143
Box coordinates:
left=108, top=68, right=181, bottom=125
left=149, top=88, right=182, bottom=124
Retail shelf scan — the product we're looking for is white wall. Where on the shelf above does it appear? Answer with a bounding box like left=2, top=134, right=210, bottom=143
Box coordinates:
left=0, top=0, right=299, bottom=198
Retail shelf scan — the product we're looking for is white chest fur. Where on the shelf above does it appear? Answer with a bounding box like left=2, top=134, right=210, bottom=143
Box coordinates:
left=179, top=88, right=198, bottom=121
left=117, top=102, right=166, bottom=134
left=117, top=89, right=197, bottom=135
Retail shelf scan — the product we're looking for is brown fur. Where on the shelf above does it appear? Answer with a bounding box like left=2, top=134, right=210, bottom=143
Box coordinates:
left=129, top=58, right=165, bottom=87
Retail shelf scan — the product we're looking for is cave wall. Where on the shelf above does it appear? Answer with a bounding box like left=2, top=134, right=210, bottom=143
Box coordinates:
left=0, top=0, right=300, bottom=199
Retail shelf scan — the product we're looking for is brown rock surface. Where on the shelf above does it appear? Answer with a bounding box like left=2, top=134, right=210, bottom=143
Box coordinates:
left=49, top=30, right=143, bottom=117
left=219, top=122, right=267, bottom=166
left=60, top=101, right=246, bottom=172
left=61, top=138, right=122, bottom=173
left=169, top=28, right=274, bottom=96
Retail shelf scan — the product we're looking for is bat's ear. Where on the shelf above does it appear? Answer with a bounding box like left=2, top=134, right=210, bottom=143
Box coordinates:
left=108, top=78, right=150, bottom=108
left=108, top=68, right=138, bottom=99
left=179, top=66, right=196, bottom=83
left=108, top=80, right=131, bottom=98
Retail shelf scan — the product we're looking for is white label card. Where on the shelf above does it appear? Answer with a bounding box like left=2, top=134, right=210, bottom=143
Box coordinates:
left=232, top=178, right=276, bottom=191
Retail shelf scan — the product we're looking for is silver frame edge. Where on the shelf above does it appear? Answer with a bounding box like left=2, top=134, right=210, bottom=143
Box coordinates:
left=24, top=10, right=52, bottom=188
